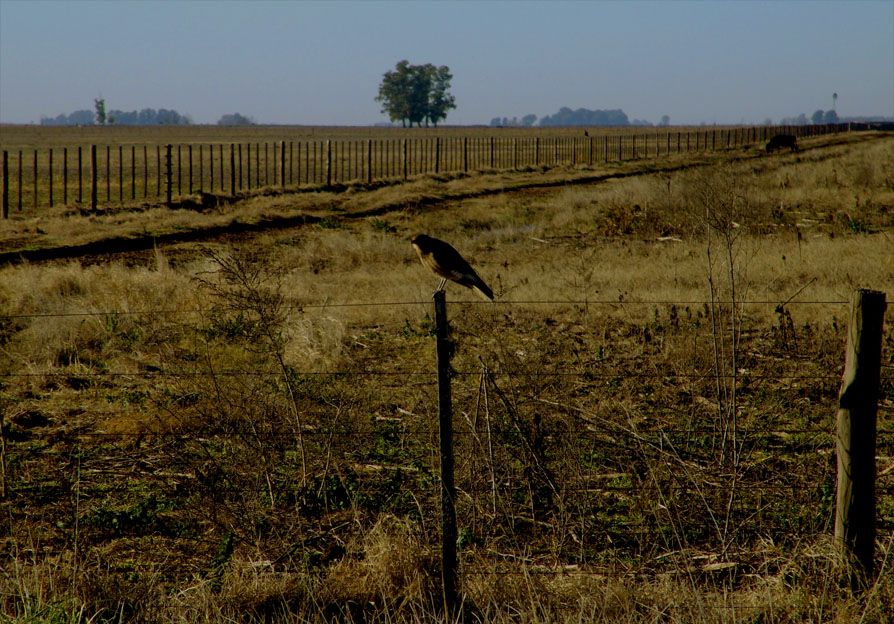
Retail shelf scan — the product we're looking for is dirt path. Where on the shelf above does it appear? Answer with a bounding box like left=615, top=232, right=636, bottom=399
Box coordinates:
left=1, top=131, right=884, bottom=267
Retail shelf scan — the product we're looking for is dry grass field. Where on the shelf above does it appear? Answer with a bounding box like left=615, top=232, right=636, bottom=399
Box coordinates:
left=0, top=129, right=892, bottom=622
left=1, top=123, right=816, bottom=221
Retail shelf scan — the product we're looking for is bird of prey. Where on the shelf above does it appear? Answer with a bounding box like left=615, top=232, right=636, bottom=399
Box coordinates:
left=411, top=234, right=494, bottom=300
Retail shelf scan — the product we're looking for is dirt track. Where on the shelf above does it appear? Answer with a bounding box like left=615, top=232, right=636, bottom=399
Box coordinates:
left=1, top=131, right=884, bottom=268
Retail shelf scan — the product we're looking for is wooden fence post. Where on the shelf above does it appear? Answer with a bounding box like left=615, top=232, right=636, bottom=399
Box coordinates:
left=48, top=148, right=54, bottom=207
left=230, top=144, right=236, bottom=195
left=77, top=147, right=82, bottom=204
left=835, top=288, right=885, bottom=589
left=326, top=140, right=333, bottom=187
left=238, top=144, right=244, bottom=190
left=33, top=150, right=38, bottom=211
left=2, top=151, right=8, bottom=219
left=367, top=139, right=373, bottom=185
left=91, top=145, right=98, bottom=210
left=402, top=139, right=408, bottom=180
left=131, top=146, right=136, bottom=200
left=281, top=141, right=286, bottom=188
left=164, top=145, right=173, bottom=207
left=433, top=289, right=459, bottom=619
left=118, top=145, right=123, bottom=204
left=176, top=145, right=181, bottom=196
left=63, top=147, right=68, bottom=204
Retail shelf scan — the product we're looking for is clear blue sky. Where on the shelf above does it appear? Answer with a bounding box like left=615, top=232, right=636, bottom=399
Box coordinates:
left=1, top=0, right=892, bottom=126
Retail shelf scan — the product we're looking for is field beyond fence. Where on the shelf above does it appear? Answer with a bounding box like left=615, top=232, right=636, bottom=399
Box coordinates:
left=1, top=123, right=857, bottom=218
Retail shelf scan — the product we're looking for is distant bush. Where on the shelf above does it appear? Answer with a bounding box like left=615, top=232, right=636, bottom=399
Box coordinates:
left=40, top=110, right=95, bottom=126
left=539, top=107, right=630, bottom=127
left=217, top=113, right=256, bottom=126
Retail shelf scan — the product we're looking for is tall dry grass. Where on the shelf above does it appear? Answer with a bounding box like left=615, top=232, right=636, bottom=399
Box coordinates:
left=1, top=134, right=892, bottom=623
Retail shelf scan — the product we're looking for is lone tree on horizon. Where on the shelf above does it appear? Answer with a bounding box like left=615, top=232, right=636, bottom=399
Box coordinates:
left=376, top=60, right=456, bottom=127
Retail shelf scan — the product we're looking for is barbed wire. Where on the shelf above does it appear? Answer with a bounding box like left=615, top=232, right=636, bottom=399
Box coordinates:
left=2, top=368, right=870, bottom=381
left=0, top=297, right=854, bottom=320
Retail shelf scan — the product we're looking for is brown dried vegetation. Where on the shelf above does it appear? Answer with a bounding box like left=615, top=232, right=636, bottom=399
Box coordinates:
left=1, top=131, right=893, bottom=622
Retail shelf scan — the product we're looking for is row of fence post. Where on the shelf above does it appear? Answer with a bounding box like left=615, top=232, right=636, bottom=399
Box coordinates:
left=1, top=124, right=860, bottom=217
left=430, top=288, right=885, bottom=613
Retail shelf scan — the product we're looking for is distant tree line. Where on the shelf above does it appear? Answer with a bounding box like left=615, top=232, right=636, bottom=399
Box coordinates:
left=779, top=109, right=839, bottom=126
left=39, top=106, right=261, bottom=126
left=490, top=107, right=659, bottom=128
left=489, top=114, right=538, bottom=127
left=40, top=110, right=96, bottom=126
left=41, top=107, right=192, bottom=126
left=217, top=113, right=256, bottom=126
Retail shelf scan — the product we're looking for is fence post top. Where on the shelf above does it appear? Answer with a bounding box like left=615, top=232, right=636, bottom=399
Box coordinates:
left=854, top=288, right=885, bottom=300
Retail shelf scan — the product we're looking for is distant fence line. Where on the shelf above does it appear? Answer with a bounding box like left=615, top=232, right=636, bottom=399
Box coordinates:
left=0, top=123, right=858, bottom=218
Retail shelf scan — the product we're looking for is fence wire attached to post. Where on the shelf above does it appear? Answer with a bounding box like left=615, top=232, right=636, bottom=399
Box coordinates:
left=433, top=289, right=459, bottom=619
left=835, top=288, right=885, bottom=590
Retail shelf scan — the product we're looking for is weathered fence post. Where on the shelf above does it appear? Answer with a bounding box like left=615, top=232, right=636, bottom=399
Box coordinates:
left=176, top=145, right=181, bottom=196
left=230, top=144, right=236, bottom=195
left=77, top=147, right=82, bottom=204
left=164, top=144, right=173, bottom=207
left=118, top=145, right=123, bottom=204
left=48, top=148, right=54, bottom=207
left=835, top=289, right=885, bottom=589
left=433, top=289, right=459, bottom=619
left=91, top=145, right=98, bottom=210
left=240, top=143, right=246, bottom=190
left=402, top=139, right=408, bottom=180
left=326, top=140, right=333, bottom=187
left=186, top=145, right=193, bottom=195
left=32, top=151, right=38, bottom=211
left=63, top=147, right=69, bottom=205
left=367, top=139, right=373, bottom=185
left=281, top=141, right=286, bottom=188
left=2, top=151, right=8, bottom=219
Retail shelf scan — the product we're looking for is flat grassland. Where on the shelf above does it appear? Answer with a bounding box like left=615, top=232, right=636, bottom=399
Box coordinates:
left=1, top=123, right=793, bottom=223
left=1, top=129, right=892, bottom=622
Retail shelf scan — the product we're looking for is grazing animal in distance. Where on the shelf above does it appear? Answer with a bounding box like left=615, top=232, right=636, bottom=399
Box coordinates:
left=411, top=234, right=494, bottom=300
left=766, top=134, right=799, bottom=153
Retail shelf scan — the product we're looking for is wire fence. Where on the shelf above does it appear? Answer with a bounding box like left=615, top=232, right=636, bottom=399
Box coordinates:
left=1, top=123, right=857, bottom=217
left=1, top=292, right=890, bottom=614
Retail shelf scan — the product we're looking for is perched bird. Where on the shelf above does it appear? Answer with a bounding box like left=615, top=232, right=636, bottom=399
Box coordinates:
left=411, top=234, right=494, bottom=300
